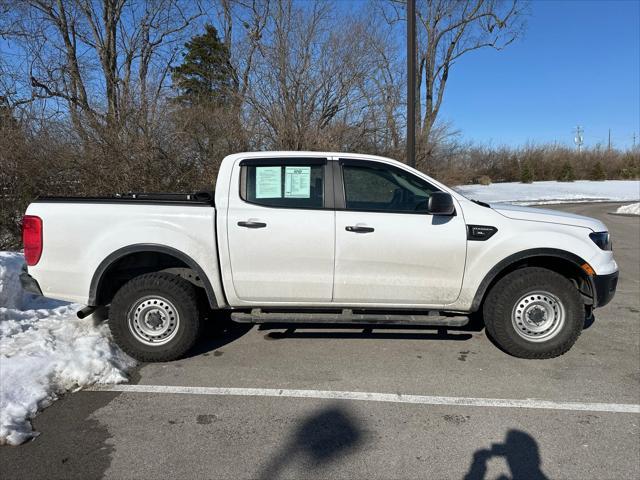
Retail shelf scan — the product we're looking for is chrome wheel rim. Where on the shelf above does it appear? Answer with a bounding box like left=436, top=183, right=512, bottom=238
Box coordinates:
left=127, top=295, right=180, bottom=346
left=511, top=291, right=565, bottom=342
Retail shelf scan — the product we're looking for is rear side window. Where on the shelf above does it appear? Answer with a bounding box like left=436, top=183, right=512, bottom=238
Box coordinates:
left=243, top=163, right=324, bottom=208
left=342, top=163, right=438, bottom=213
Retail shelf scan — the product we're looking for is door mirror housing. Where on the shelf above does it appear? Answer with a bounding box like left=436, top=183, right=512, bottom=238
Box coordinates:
left=427, top=192, right=455, bottom=216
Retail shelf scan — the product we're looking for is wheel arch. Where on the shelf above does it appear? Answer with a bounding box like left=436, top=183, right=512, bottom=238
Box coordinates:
left=89, top=244, right=219, bottom=308
left=470, top=248, right=595, bottom=312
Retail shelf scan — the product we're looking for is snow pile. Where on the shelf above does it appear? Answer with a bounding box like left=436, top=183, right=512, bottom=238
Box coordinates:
left=0, top=253, right=25, bottom=310
left=0, top=252, right=135, bottom=446
left=615, top=203, right=640, bottom=216
left=455, top=180, right=640, bottom=205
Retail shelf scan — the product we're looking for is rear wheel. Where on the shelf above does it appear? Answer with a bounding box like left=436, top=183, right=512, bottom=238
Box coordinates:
left=109, top=272, right=201, bottom=362
left=483, top=267, right=584, bottom=359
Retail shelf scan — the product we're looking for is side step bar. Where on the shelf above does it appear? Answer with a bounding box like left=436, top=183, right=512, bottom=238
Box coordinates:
left=230, top=309, right=469, bottom=327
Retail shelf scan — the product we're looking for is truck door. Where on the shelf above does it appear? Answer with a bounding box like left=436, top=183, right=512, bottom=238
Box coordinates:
left=332, top=159, right=466, bottom=306
left=226, top=157, right=335, bottom=303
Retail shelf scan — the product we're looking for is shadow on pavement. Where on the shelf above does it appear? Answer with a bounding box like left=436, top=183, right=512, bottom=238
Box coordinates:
left=464, top=429, right=549, bottom=480
left=259, top=323, right=473, bottom=342
left=257, top=404, right=364, bottom=480
left=185, top=312, right=253, bottom=358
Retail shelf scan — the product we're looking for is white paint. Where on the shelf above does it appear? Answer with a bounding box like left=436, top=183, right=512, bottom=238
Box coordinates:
left=225, top=157, right=335, bottom=303
left=333, top=208, right=467, bottom=304
left=86, top=384, right=640, bottom=414
left=25, top=201, right=224, bottom=306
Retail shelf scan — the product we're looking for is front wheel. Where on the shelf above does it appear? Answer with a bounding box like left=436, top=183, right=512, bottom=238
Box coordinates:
left=109, top=272, right=201, bottom=362
left=483, top=267, right=585, bottom=359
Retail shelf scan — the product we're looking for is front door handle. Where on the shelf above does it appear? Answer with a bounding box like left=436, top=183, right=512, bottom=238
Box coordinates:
left=346, top=225, right=374, bottom=233
left=238, top=220, right=267, bottom=229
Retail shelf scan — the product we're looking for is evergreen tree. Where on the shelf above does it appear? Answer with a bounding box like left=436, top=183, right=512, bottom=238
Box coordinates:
left=557, top=161, right=575, bottom=182
left=171, top=25, right=236, bottom=105
left=520, top=161, right=534, bottom=183
left=589, top=161, right=606, bottom=181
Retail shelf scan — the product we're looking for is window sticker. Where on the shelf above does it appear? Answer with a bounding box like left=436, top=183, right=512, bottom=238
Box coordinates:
left=284, top=166, right=311, bottom=198
left=255, top=166, right=282, bottom=198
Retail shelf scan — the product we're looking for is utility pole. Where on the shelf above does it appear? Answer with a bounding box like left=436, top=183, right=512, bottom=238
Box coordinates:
left=574, top=126, right=584, bottom=154
left=406, top=0, right=416, bottom=168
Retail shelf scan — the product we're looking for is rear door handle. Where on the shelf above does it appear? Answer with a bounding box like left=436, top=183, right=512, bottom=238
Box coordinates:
left=238, top=220, right=267, bottom=229
left=346, top=225, right=374, bottom=233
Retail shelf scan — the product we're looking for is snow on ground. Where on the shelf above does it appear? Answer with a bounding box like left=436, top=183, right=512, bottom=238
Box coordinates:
left=615, top=202, right=640, bottom=216
left=455, top=180, right=640, bottom=205
left=0, top=252, right=134, bottom=446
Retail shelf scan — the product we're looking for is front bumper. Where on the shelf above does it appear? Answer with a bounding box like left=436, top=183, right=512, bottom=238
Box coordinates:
left=20, top=267, right=43, bottom=296
left=591, top=270, right=618, bottom=308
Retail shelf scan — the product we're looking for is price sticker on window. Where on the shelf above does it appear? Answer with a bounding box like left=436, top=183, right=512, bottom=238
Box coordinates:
left=284, top=166, right=311, bottom=198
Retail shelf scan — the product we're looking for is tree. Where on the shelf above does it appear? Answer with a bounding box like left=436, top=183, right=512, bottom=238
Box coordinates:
left=170, top=26, right=246, bottom=183
left=243, top=0, right=399, bottom=151
left=590, top=161, right=606, bottom=181
left=1, top=0, right=204, bottom=137
left=172, top=24, right=237, bottom=105
left=520, top=161, right=534, bottom=183
left=0, top=96, right=19, bottom=132
left=417, top=0, right=526, bottom=158
left=557, top=161, right=575, bottom=182
left=383, top=0, right=526, bottom=165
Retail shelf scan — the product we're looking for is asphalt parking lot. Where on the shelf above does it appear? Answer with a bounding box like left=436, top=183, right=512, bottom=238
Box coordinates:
left=1, top=202, right=639, bottom=479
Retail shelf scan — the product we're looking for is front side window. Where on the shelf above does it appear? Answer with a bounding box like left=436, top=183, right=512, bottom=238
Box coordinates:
left=342, top=163, right=438, bottom=213
left=243, top=163, right=324, bottom=208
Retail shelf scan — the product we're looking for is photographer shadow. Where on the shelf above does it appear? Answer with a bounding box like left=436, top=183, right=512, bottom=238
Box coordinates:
left=257, top=404, right=363, bottom=480
left=464, top=429, right=549, bottom=480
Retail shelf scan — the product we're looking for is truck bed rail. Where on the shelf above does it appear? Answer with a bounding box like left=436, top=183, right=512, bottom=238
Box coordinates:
left=33, top=190, right=214, bottom=206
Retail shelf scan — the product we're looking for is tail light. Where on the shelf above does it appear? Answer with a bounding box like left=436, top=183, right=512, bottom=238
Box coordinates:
left=22, top=215, right=43, bottom=266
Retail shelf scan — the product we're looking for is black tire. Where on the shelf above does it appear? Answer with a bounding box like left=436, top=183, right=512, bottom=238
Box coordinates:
left=109, top=272, right=201, bottom=362
left=483, top=267, right=584, bottom=359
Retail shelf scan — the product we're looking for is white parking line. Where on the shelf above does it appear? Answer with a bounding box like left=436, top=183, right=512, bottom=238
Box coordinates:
left=86, top=384, right=640, bottom=414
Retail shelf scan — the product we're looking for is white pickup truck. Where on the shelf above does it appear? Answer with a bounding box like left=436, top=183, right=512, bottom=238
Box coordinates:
left=20, top=152, right=618, bottom=361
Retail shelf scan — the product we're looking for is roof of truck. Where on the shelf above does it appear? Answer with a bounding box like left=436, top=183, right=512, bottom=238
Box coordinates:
left=223, top=151, right=404, bottom=165
left=221, top=151, right=463, bottom=201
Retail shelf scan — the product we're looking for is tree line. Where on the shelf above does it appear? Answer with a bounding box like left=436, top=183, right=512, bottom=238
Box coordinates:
left=1, top=0, right=638, bottom=249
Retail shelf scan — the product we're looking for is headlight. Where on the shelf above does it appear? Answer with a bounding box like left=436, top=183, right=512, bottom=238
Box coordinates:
left=589, top=231, right=612, bottom=251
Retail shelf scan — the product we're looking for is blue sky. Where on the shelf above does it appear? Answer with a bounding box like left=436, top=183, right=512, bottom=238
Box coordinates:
left=438, top=0, right=640, bottom=149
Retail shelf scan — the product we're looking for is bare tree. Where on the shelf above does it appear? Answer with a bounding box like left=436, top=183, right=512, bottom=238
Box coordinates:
left=383, top=0, right=526, bottom=163
left=239, top=0, right=399, bottom=151
left=419, top=1, right=525, bottom=153
left=1, top=0, right=204, bottom=139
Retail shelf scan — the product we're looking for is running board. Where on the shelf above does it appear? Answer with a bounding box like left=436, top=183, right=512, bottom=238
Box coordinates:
left=230, top=309, right=469, bottom=327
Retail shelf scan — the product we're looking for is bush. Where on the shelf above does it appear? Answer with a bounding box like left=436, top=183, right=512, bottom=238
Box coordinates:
left=475, top=175, right=492, bottom=185
left=589, top=161, right=607, bottom=181
left=557, top=161, right=575, bottom=182
left=520, top=162, right=534, bottom=183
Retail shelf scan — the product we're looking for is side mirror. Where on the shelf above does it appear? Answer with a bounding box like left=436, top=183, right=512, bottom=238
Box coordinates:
left=427, top=192, right=455, bottom=215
